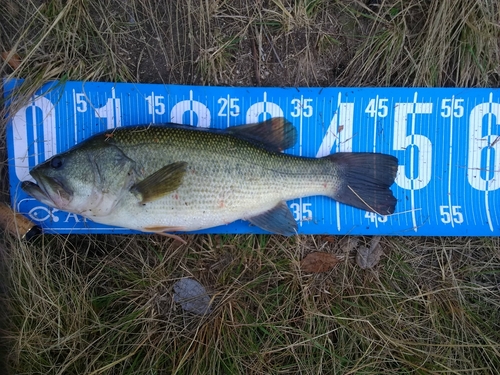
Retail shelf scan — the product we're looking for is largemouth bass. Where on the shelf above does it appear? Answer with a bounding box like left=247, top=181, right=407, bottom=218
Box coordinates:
left=22, top=118, right=398, bottom=235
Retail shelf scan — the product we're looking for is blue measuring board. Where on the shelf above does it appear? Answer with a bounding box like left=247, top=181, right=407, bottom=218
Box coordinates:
left=4, top=79, right=500, bottom=235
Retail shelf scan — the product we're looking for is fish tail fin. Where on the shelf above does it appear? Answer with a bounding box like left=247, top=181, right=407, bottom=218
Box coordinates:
left=326, top=152, right=398, bottom=215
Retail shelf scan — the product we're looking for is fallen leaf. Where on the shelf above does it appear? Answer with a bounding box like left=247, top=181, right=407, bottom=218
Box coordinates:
left=339, top=237, right=360, bottom=254
left=173, top=278, right=212, bottom=315
left=300, top=252, right=341, bottom=273
left=1, top=51, right=21, bottom=70
left=356, top=236, right=383, bottom=269
left=320, top=235, right=336, bottom=244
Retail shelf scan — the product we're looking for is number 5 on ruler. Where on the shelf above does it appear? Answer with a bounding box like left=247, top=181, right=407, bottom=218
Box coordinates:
left=393, top=97, right=433, bottom=190
left=393, top=93, right=433, bottom=231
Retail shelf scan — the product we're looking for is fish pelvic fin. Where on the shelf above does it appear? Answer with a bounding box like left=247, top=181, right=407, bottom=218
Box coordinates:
left=131, top=161, right=187, bottom=203
left=225, top=117, right=297, bottom=152
left=327, top=153, right=398, bottom=215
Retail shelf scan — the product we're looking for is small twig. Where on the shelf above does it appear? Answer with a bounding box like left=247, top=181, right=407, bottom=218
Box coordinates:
left=265, top=32, right=283, bottom=68
left=251, top=34, right=261, bottom=85
left=136, top=47, right=146, bottom=82
left=347, top=185, right=382, bottom=215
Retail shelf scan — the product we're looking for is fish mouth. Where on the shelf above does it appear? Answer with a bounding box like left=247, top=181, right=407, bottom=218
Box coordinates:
left=21, top=171, right=72, bottom=209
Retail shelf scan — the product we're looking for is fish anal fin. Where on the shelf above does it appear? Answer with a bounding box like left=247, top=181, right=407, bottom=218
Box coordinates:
left=225, top=117, right=297, bottom=152
left=131, top=161, right=187, bottom=203
left=247, top=201, right=297, bottom=236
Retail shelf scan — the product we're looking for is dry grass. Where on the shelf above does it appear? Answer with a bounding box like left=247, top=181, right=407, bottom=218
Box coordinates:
left=341, top=0, right=500, bottom=86
left=2, top=234, right=499, bottom=374
left=1, top=0, right=500, bottom=374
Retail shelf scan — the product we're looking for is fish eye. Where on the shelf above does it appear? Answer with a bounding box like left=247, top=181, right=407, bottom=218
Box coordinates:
left=50, top=156, right=63, bottom=169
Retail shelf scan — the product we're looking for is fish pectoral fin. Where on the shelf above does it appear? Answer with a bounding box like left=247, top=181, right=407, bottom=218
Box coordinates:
left=131, top=161, right=187, bottom=203
left=247, top=201, right=298, bottom=236
left=224, top=117, right=297, bottom=152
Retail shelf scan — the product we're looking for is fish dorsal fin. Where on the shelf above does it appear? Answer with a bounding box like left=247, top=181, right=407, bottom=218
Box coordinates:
left=131, top=161, right=187, bottom=203
left=247, top=201, right=297, bottom=235
left=225, top=117, right=297, bottom=152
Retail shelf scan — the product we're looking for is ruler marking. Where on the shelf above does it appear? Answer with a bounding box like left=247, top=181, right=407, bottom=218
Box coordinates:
left=72, top=89, right=78, bottom=144
left=152, top=92, right=156, bottom=124
left=372, top=95, right=378, bottom=152
left=447, top=95, right=455, bottom=228
left=335, top=92, right=342, bottom=231
left=485, top=93, right=494, bottom=231
left=320, top=96, right=325, bottom=227
left=462, top=97, right=467, bottom=226
left=111, top=87, right=116, bottom=128
left=263, top=91, right=267, bottom=120
left=135, top=91, right=139, bottom=124
left=299, top=95, right=303, bottom=157
left=189, top=90, right=194, bottom=125
left=471, top=96, right=478, bottom=227
left=410, top=92, right=418, bottom=231
left=227, top=94, right=231, bottom=128
left=299, top=94, right=303, bottom=227
left=373, top=95, right=379, bottom=228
